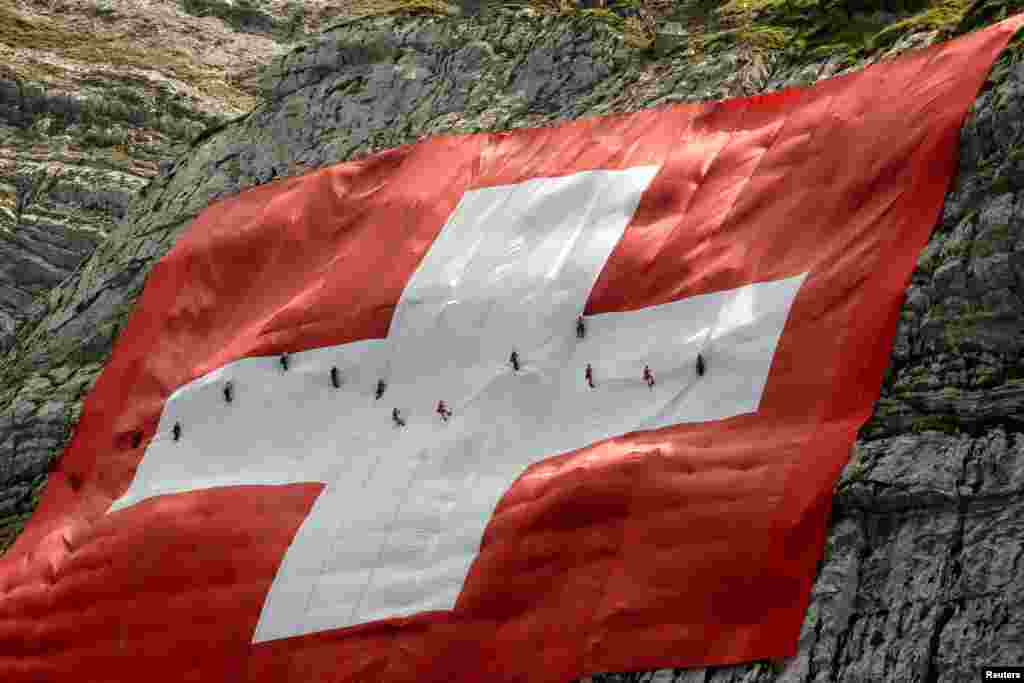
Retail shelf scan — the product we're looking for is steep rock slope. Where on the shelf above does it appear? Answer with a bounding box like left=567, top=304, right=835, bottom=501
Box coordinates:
left=0, top=0, right=354, bottom=353
left=2, top=1, right=1024, bottom=681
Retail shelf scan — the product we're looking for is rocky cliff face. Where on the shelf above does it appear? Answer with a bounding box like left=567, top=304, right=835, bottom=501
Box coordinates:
left=2, top=1, right=1023, bottom=681
left=0, top=0, right=356, bottom=354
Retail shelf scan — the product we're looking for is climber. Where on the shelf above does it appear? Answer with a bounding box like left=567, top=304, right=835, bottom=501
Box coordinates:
left=376, top=379, right=386, bottom=400
left=644, top=365, right=655, bottom=389
left=510, top=351, right=520, bottom=372
left=585, top=363, right=594, bottom=389
left=392, top=408, right=406, bottom=428
left=331, top=366, right=341, bottom=388
left=172, top=421, right=182, bottom=442
left=280, top=353, right=289, bottom=371
left=576, top=315, right=586, bottom=339
left=697, top=353, right=706, bottom=377
left=437, top=400, right=452, bottom=422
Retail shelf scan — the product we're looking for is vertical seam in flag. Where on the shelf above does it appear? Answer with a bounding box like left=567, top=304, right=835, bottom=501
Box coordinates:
left=350, top=436, right=435, bottom=624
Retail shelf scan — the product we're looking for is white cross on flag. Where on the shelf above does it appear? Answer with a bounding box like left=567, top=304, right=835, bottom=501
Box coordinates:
left=2, top=15, right=1022, bottom=683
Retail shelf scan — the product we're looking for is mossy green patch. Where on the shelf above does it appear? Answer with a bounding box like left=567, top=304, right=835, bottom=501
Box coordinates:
left=837, top=457, right=868, bottom=490
left=180, top=0, right=308, bottom=40
left=972, top=239, right=996, bottom=259
left=82, top=126, right=128, bottom=149
left=988, top=172, right=1016, bottom=196
left=846, top=458, right=867, bottom=481
left=329, top=76, right=369, bottom=99
left=943, top=239, right=971, bottom=259
left=576, top=7, right=627, bottom=29
left=894, top=364, right=940, bottom=393
left=0, top=511, right=34, bottom=557
left=752, top=658, right=785, bottom=675
left=982, top=221, right=1012, bottom=244
left=940, top=385, right=963, bottom=399
left=955, top=0, right=1024, bottom=34
left=941, top=302, right=1003, bottom=350
left=1007, top=365, right=1024, bottom=380
left=972, top=364, right=1002, bottom=388
left=335, top=0, right=455, bottom=20
left=0, top=4, right=253, bottom=114
left=686, top=0, right=1015, bottom=66
left=738, top=23, right=797, bottom=49
left=869, top=0, right=974, bottom=48
left=822, top=536, right=834, bottom=562
left=181, top=0, right=275, bottom=34
left=911, top=413, right=960, bottom=434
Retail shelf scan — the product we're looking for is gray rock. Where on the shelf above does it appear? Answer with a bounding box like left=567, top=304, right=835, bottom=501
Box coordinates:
left=933, top=597, right=1024, bottom=683
left=905, top=285, right=931, bottom=314
left=932, top=259, right=968, bottom=298
left=970, top=252, right=1016, bottom=292
left=956, top=499, right=1024, bottom=597
left=0, top=484, right=30, bottom=516
left=976, top=192, right=1018, bottom=243
left=837, top=435, right=966, bottom=512
left=833, top=600, right=942, bottom=682
left=963, top=429, right=1024, bottom=496
left=855, top=511, right=955, bottom=611
left=980, top=287, right=1023, bottom=316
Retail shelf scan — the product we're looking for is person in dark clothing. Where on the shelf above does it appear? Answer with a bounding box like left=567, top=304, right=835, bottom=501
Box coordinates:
left=376, top=380, right=386, bottom=400
left=392, top=408, right=406, bottom=428
left=585, top=363, right=594, bottom=388
left=576, top=315, right=586, bottom=339
left=510, top=351, right=520, bottom=372
left=643, top=365, right=655, bottom=389
left=697, top=353, right=706, bottom=377
left=437, top=400, right=452, bottom=422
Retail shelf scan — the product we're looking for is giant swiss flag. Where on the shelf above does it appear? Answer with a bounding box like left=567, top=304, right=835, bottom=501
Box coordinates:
left=2, top=16, right=1022, bottom=683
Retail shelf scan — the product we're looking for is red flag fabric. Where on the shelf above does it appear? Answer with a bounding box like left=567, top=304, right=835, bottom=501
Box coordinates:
left=2, top=15, right=1022, bottom=682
